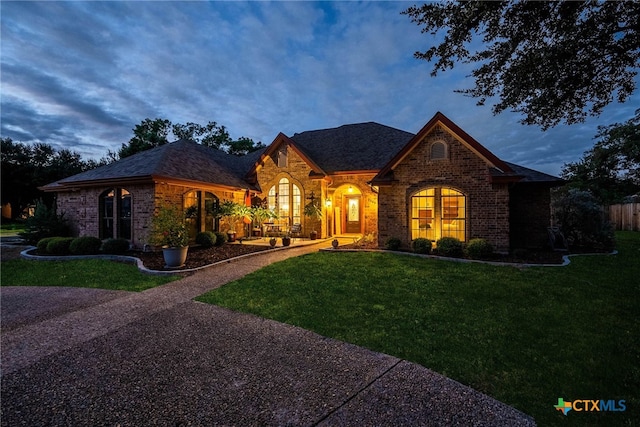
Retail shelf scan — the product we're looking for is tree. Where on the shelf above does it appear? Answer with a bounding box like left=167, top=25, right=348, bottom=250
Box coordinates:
left=562, top=110, right=640, bottom=204
left=227, top=136, right=266, bottom=156
left=119, top=118, right=265, bottom=157
left=1, top=138, right=95, bottom=218
left=172, top=121, right=232, bottom=149
left=118, top=118, right=171, bottom=158
left=403, top=1, right=640, bottom=129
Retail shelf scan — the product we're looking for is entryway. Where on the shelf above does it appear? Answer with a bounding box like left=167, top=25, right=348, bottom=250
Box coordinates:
left=344, top=195, right=361, bottom=234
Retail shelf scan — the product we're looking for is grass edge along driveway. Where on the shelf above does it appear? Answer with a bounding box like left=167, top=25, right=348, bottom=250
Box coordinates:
left=197, top=232, right=639, bottom=426
left=1, top=259, right=177, bottom=292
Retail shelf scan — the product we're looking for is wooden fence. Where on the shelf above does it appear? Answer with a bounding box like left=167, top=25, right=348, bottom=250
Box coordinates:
left=608, top=203, right=640, bottom=231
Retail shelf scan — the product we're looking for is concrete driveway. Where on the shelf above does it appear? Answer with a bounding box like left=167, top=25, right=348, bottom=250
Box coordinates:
left=1, top=244, right=535, bottom=426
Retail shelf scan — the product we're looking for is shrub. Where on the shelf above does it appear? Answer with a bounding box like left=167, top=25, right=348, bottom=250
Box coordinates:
left=19, top=201, right=70, bottom=244
left=552, top=189, right=615, bottom=251
left=69, top=236, right=103, bottom=255
left=195, top=231, right=217, bottom=248
left=385, top=237, right=402, bottom=251
left=37, top=237, right=58, bottom=254
left=101, top=238, right=130, bottom=255
left=436, top=237, right=464, bottom=258
left=411, top=238, right=432, bottom=254
left=46, top=237, right=74, bottom=255
left=214, top=231, right=227, bottom=246
left=466, top=238, right=494, bottom=259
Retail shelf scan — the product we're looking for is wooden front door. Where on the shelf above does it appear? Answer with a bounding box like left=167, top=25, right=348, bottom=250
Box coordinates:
left=345, top=195, right=361, bottom=233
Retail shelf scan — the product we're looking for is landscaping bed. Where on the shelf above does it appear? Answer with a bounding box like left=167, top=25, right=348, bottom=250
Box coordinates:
left=133, top=244, right=272, bottom=271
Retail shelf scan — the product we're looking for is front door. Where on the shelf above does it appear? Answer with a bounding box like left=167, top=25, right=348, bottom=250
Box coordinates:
left=345, top=196, right=361, bottom=233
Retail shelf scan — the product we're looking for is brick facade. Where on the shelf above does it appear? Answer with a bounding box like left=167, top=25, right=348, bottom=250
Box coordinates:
left=49, top=113, right=559, bottom=253
left=56, top=182, right=245, bottom=250
left=377, top=125, right=512, bottom=252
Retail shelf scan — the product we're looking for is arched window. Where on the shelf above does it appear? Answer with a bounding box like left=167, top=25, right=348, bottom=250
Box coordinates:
left=268, top=177, right=301, bottom=228
left=430, top=141, right=447, bottom=160
left=411, top=187, right=465, bottom=242
left=100, top=188, right=131, bottom=240
left=184, top=191, right=219, bottom=238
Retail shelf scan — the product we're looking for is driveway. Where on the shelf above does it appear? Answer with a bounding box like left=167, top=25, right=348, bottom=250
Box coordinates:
left=1, top=243, right=535, bottom=426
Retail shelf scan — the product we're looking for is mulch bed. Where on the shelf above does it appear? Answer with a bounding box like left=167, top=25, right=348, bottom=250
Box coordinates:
left=133, top=244, right=272, bottom=271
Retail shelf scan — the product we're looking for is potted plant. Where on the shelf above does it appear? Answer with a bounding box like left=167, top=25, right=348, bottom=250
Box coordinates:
left=269, top=237, right=277, bottom=247
left=304, top=200, right=322, bottom=240
left=282, top=233, right=291, bottom=247
left=150, top=205, right=189, bottom=268
left=250, top=206, right=277, bottom=237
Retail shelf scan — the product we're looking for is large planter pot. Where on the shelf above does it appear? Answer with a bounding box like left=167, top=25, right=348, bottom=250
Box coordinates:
left=310, top=231, right=318, bottom=240
left=282, top=236, right=291, bottom=247
left=162, top=246, right=188, bottom=269
left=227, top=231, right=236, bottom=242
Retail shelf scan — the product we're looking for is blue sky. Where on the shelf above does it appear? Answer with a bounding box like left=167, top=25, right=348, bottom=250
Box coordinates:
left=1, top=1, right=638, bottom=176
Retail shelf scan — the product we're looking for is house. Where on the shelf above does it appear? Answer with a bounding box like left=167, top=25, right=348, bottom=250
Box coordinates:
left=41, top=112, right=563, bottom=252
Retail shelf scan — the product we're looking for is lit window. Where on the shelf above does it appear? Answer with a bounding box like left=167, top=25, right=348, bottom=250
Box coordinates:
left=268, top=177, right=301, bottom=229
left=411, top=187, right=465, bottom=242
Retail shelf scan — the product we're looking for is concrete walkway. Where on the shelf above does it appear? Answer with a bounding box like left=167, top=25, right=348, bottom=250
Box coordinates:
left=1, top=241, right=535, bottom=426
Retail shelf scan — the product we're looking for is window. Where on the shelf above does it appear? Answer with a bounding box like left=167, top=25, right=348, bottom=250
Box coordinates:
left=411, top=187, right=465, bottom=242
left=184, top=191, right=219, bottom=238
left=268, top=177, right=301, bottom=228
left=100, top=188, right=131, bottom=240
left=430, top=141, right=447, bottom=160
left=277, top=148, right=288, bottom=168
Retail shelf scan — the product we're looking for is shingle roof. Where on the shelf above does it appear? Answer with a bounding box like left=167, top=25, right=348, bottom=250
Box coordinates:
left=42, top=139, right=251, bottom=190
left=43, top=117, right=562, bottom=193
left=502, top=162, right=565, bottom=184
left=290, top=122, right=415, bottom=173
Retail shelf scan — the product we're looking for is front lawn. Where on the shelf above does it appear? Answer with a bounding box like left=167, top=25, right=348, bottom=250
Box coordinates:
left=1, top=259, right=178, bottom=291
left=197, top=232, right=640, bottom=426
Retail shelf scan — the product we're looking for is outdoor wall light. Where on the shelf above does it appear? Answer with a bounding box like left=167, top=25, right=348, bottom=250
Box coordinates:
left=348, top=185, right=353, bottom=193
left=325, top=198, right=332, bottom=207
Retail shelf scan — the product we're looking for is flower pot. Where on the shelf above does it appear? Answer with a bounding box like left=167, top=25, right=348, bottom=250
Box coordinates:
left=282, top=236, right=291, bottom=247
left=269, top=238, right=277, bottom=247
left=227, top=231, right=236, bottom=242
left=162, top=246, right=188, bottom=269
left=310, top=230, right=318, bottom=240
left=332, top=239, right=339, bottom=249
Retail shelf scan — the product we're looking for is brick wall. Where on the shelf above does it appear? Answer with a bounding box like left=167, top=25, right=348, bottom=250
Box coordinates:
left=509, top=183, right=552, bottom=249
left=55, top=184, right=155, bottom=249
left=377, top=125, right=511, bottom=252
left=56, top=182, right=246, bottom=249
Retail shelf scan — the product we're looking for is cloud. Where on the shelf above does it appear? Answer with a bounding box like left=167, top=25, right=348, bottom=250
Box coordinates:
left=1, top=1, right=638, bottom=176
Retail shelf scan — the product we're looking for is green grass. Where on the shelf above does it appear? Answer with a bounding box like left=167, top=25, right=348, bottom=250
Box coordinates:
left=197, top=232, right=640, bottom=426
left=0, top=222, right=25, bottom=236
left=1, top=259, right=178, bottom=291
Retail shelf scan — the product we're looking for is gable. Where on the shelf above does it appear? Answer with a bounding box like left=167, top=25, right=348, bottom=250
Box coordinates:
left=371, top=112, right=521, bottom=185
left=245, top=133, right=327, bottom=184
